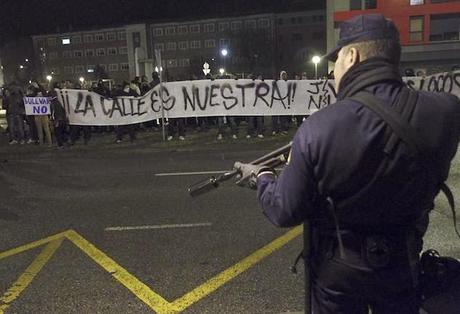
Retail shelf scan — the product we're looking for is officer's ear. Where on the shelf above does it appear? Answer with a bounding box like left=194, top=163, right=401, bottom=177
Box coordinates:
left=344, top=47, right=360, bottom=69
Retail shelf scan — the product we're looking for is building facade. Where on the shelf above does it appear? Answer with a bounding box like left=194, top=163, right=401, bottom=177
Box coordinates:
left=26, top=10, right=325, bottom=85
left=31, top=24, right=151, bottom=86
left=275, top=11, right=327, bottom=78
left=326, top=0, right=460, bottom=74
left=149, top=10, right=326, bottom=80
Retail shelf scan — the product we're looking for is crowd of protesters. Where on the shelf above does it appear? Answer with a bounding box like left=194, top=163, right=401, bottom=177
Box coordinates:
left=1, top=70, right=313, bottom=148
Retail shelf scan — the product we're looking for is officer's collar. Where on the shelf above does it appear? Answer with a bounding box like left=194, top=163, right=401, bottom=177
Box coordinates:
left=337, top=57, right=402, bottom=100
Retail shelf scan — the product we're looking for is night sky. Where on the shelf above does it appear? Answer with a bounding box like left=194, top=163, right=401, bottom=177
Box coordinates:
left=0, top=0, right=324, bottom=46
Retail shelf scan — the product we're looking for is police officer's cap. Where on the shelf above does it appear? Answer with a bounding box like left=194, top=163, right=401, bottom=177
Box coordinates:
left=325, top=14, right=400, bottom=62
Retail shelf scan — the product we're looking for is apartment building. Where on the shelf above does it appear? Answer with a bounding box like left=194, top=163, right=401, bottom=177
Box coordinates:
left=32, top=24, right=151, bottom=85
left=148, top=13, right=276, bottom=80
left=326, top=0, right=460, bottom=74
left=149, top=10, right=326, bottom=80
left=28, top=10, right=326, bottom=84
left=275, top=11, right=327, bottom=78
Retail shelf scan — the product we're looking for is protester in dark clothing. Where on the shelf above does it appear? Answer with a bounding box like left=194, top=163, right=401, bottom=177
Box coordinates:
left=49, top=86, right=68, bottom=148
left=5, top=82, right=26, bottom=144
left=114, top=81, right=136, bottom=143
left=69, top=84, right=91, bottom=145
left=167, top=118, right=186, bottom=141
left=234, top=14, right=460, bottom=313
left=272, top=71, right=289, bottom=135
left=24, top=85, right=39, bottom=144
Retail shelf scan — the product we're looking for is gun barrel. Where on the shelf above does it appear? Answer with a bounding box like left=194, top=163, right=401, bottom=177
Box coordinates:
left=187, top=142, right=292, bottom=197
left=188, top=176, right=219, bottom=197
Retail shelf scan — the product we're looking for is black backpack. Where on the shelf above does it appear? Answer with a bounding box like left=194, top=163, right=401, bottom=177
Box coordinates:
left=350, top=89, right=460, bottom=313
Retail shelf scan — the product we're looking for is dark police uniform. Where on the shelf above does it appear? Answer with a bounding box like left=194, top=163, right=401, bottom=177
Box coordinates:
left=254, top=14, right=460, bottom=314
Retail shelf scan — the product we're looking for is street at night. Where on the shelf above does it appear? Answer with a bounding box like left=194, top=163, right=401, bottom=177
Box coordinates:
left=2, top=0, right=460, bottom=313
left=1, top=130, right=459, bottom=313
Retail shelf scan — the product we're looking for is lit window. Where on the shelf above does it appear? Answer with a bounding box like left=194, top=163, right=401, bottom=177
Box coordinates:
left=62, top=38, right=71, bottom=45
left=410, top=0, right=424, bottom=4
left=409, top=16, right=424, bottom=41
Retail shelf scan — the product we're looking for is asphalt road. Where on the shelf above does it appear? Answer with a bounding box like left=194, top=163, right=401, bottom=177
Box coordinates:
left=0, top=128, right=459, bottom=314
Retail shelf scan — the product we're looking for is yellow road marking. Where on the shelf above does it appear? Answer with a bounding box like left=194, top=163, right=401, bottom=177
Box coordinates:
left=0, top=239, right=63, bottom=313
left=63, top=230, right=176, bottom=314
left=0, top=227, right=302, bottom=313
left=0, top=231, right=67, bottom=261
left=171, top=226, right=302, bottom=311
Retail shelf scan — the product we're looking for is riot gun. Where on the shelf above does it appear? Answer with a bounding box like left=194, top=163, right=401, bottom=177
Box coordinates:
left=188, top=142, right=292, bottom=197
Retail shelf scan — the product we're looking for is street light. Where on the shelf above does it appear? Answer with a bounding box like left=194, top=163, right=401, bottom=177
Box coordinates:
left=219, top=68, right=225, bottom=76
left=46, top=75, right=52, bottom=82
left=221, top=48, right=228, bottom=72
left=312, top=55, right=321, bottom=79
left=79, top=77, right=85, bottom=83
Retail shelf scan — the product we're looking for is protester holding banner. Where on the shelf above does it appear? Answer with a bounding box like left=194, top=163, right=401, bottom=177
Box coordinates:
left=272, top=71, right=290, bottom=136
left=28, top=81, right=52, bottom=146
left=49, top=84, right=68, bottom=148
left=24, top=84, right=39, bottom=144
left=114, top=81, right=137, bottom=143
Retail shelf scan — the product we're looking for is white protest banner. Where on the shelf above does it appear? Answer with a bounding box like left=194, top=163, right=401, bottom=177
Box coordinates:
left=58, top=70, right=460, bottom=126
left=58, top=79, right=336, bottom=126
left=23, top=97, right=51, bottom=116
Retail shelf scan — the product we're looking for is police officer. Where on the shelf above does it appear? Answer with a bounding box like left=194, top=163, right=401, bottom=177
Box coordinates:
left=234, top=14, right=460, bottom=313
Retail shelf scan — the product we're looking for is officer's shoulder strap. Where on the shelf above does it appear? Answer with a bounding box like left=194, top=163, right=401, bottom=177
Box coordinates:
left=348, top=90, right=460, bottom=239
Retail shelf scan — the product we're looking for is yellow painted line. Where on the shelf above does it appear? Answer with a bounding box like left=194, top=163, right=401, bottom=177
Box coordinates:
left=171, top=226, right=302, bottom=312
left=0, top=231, right=67, bottom=261
left=63, top=230, right=177, bottom=314
left=0, top=238, right=63, bottom=313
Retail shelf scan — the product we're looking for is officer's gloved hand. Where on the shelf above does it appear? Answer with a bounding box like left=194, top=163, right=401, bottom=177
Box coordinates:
left=233, top=162, right=272, bottom=189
